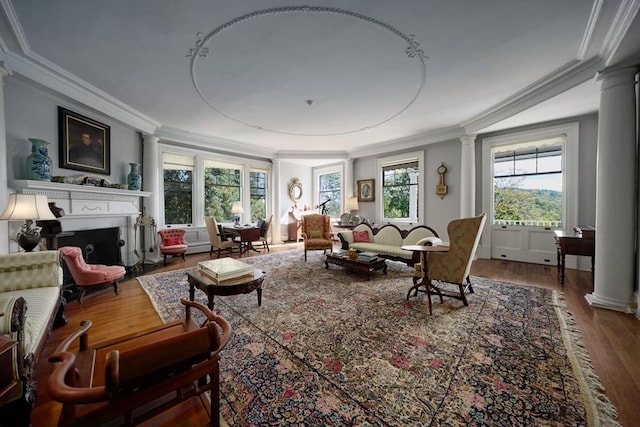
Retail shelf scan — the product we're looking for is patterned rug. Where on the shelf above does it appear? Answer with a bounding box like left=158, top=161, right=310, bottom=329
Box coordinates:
left=137, top=250, right=619, bottom=426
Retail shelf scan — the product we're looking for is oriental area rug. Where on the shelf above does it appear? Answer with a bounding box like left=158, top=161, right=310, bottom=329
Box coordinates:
left=137, top=250, right=620, bottom=426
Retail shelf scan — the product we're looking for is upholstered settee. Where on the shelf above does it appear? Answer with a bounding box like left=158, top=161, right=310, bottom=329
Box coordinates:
left=0, top=250, right=66, bottom=426
left=337, top=224, right=442, bottom=266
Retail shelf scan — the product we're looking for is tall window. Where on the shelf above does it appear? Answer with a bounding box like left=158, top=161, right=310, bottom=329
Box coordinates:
left=204, top=160, right=241, bottom=222
left=382, top=161, right=419, bottom=222
left=492, top=138, right=563, bottom=227
left=318, top=172, right=341, bottom=217
left=163, top=152, right=194, bottom=225
left=250, top=170, right=267, bottom=221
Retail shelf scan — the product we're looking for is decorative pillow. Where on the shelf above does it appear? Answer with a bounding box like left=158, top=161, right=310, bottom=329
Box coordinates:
left=164, top=237, right=183, bottom=246
left=309, top=230, right=323, bottom=239
left=353, top=230, right=369, bottom=243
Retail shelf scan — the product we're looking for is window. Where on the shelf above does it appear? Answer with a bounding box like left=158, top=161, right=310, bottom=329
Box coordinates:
left=318, top=172, right=341, bottom=217
left=250, top=169, right=268, bottom=221
left=492, top=137, right=563, bottom=227
left=382, top=161, right=419, bottom=222
left=204, top=159, right=242, bottom=223
left=162, top=152, right=194, bottom=225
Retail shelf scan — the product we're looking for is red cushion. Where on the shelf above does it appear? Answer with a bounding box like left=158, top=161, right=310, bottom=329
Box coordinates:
left=164, top=237, right=183, bottom=246
left=353, top=230, right=369, bottom=243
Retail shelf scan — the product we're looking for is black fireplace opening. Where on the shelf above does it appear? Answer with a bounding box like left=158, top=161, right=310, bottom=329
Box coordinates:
left=58, top=227, right=124, bottom=286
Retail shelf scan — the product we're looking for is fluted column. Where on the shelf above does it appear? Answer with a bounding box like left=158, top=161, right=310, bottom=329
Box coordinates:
left=460, top=135, right=476, bottom=218
left=585, top=65, right=638, bottom=312
left=271, top=159, right=283, bottom=244
left=0, top=63, right=11, bottom=254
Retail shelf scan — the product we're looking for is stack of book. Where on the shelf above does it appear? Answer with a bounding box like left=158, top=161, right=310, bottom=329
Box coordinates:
left=197, top=258, right=254, bottom=283
left=357, top=252, right=378, bottom=262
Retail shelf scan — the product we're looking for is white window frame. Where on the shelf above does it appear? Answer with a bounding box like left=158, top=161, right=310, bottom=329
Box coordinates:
left=158, top=143, right=271, bottom=228
left=481, top=123, right=579, bottom=257
left=313, top=163, right=343, bottom=219
left=376, top=150, right=424, bottom=226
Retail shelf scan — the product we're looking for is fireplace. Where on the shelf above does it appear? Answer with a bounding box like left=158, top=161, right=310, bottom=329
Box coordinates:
left=58, top=227, right=124, bottom=284
left=8, top=179, right=152, bottom=266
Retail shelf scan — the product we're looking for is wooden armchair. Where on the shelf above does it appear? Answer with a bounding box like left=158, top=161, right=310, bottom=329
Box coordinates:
left=301, top=214, right=333, bottom=261
left=205, top=216, right=242, bottom=257
left=424, top=213, right=486, bottom=314
left=47, top=298, right=232, bottom=427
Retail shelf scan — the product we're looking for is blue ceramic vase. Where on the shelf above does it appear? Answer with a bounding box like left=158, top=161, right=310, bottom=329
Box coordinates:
left=26, top=138, right=52, bottom=181
left=127, top=162, right=142, bottom=190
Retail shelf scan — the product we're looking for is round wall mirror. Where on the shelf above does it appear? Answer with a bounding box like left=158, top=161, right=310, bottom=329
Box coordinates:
left=289, top=178, right=303, bottom=203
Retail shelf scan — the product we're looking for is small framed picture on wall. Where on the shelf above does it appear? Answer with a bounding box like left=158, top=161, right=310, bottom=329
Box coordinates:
left=58, top=106, right=111, bottom=175
left=357, top=179, right=375, bottom=202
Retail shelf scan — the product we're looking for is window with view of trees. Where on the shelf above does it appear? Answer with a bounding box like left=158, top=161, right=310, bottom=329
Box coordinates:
left=318, top=172, right=341, bottom=217
left=204, top=160, right=241, bottom=222
left=250, top=170, right=267, bottom=221
left=382, top=161, right=419, bottom=221
left=163, top=152, right=194, bottom=225
left=493, top=139, right=563, bottom=227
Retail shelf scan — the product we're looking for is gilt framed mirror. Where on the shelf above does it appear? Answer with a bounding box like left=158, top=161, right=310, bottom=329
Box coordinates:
left=289, top=178, right=303, bottom=204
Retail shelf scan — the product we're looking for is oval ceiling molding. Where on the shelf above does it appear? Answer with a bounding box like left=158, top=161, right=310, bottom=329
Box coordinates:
left=188, top=6, right=427, bottom=137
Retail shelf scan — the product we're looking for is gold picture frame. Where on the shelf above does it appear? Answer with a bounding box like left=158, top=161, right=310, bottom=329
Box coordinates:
left=357, top=179, right=375, bottom=202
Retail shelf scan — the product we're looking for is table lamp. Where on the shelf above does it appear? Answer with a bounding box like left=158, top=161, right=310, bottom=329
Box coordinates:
left=0, top=194, right=56, bottom=252
left=345, top=197, right=359, bottom=213
left=231, top=201, right=244, bottom=226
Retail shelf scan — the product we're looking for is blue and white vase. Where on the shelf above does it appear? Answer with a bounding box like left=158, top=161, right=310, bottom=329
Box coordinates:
left=127, top=162, right=142, bottom=190
left=26, top=138, right=52, bottom=181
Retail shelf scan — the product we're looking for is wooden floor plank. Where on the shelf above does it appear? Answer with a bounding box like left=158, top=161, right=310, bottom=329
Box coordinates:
left=29, top=245, right=640, bottom=427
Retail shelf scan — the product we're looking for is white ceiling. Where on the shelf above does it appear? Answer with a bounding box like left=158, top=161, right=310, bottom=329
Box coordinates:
left=2, top=1, right=639, bottom=162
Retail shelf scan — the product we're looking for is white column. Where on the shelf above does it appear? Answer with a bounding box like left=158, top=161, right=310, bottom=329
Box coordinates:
left=142, top=134, right=160, bottom=261
left=344, top=158, right=354, bottom=197
left=271, top=159, right=283, bottom=244
left=460, top=135, right=476, bottom=218
left=0, top=63, right=11, bottom=254
left=585, top=65, right=638, bottom=312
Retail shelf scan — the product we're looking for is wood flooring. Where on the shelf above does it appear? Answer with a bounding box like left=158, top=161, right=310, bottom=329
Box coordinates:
left=30, top=244, right=640, bottom=426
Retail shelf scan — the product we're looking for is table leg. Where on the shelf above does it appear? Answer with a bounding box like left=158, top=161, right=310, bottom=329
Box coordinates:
left=257, top=288, right=262, bottom=306
left=188, top=278, right=195, bottom=302
left=207, top=294, right=215, bottom=311
left=560, top=253, right=566, bottom=285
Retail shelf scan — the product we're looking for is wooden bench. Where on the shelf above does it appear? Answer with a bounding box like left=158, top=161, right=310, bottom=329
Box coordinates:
left=47, top=298, right=231, bottom=427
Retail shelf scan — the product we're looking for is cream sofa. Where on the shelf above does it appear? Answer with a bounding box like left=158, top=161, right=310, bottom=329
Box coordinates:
left=0, top=250, right=66, bottom=425
left=337, top=224, right=442, bottom=266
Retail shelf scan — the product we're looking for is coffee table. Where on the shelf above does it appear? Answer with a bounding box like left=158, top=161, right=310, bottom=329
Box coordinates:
left=325, top=252, right=387, bottom=280
left=186, top=267, right=265, bottom=310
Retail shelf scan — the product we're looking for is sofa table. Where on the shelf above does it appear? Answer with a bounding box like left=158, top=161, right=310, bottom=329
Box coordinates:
left=325, top=252, right=387, bottom=280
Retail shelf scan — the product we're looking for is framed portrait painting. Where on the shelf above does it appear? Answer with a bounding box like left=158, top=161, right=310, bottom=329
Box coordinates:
left=58, top=106, right=111, bottom=175
left=357, top=179, right=375, bottom=202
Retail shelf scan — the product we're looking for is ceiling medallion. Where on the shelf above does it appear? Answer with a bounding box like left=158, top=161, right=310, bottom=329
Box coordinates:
left=188, top=6, right=427, bottom=137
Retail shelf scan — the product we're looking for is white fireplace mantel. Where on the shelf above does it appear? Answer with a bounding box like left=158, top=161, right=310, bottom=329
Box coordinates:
left=9, top=180, right=151, bottom=217
left=8, top=180, right=152, bottom=265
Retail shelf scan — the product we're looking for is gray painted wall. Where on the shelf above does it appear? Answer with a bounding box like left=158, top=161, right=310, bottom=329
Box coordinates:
left=353, top=140, right=462, bottom=241
left=5, top=77, right=141, bottom=184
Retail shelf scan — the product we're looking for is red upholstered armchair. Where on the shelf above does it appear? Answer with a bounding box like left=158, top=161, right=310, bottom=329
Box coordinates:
left=158, top=229, right=188, bottom=265
left=59, top=246, right=126, bottom=303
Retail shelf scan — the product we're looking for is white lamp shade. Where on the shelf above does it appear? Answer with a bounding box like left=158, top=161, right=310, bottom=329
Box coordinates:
left=231, top=201, right=244, bottom=215
left=0, top=194, right=56, bottom=221
left=345, top=197, right=359, bottom=212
